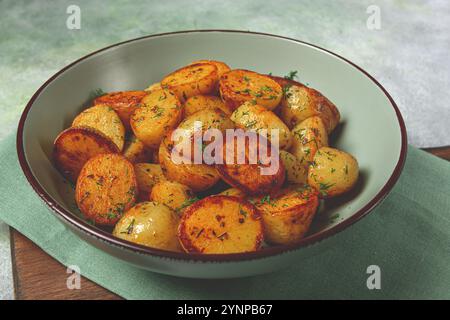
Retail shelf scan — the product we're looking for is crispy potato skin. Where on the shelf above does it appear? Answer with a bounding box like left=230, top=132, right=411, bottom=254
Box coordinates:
left=72, top=104, right=126, bottom=151
left=255, top=185, right=319, bottom=245
left=161, top=63, right=218, bottom=101
left=130, top=89, right=183, bottom=149
left=190, top=60, right=231, bottom=78
left=231, top=102, right=292, bottom=150
left=122, top=135, right=153, bottom=164
left=93, top=91, right=148, bottom=131
left=113, top=201, right=182, bottom=252
left=215, top=135, right=285, bottom=196
left=308, top=147, right=359, bottom=198
left=150, top=180, right=195, bottom=212
left=178, top=195, right=264, bottom=254
left=219, top=70, right=282, bottom=111
left=75, top=154, right=137, bottom=225
left=159, top=134, right=220, bottom=192
left=133, top=163, right=166, bottom=201
left=184, top=95, right=232, bottom=116
left=53, top=126, right=120, bottom=182
left=279, top=150, right=308, bottom=184
left=290, top=116, right=328, bottom=165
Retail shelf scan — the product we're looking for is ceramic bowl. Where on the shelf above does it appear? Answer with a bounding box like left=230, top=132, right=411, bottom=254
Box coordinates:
left=17, top=30, right=407, bottom=278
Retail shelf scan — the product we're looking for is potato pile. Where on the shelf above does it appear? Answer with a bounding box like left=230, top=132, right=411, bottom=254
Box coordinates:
left=52, top=59, right=359, bottom=254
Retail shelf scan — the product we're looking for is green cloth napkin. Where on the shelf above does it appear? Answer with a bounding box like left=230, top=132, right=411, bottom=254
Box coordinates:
left=1, top=133, right=449, bottom=299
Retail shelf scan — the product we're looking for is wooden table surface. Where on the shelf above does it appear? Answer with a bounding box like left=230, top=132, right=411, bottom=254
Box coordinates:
left=10, top=147, right=450, bottom=300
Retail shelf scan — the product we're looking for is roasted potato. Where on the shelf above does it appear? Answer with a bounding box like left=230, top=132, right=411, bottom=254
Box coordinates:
left=161, top=63, right=218, bottom=101
left=178, top=195, right=263, bottom=253
left=290, top=116, right=328, bottom=166
left=93, top=91, right=148, bottom=131
left=255, top=185, right=319, bottom=245
left=279, top=150, right=308, bottom=184
left=53, top=126, right=120, bottom=182
left=134, top=163, right=166, bottom=201
left=123, top=134, right=153, bottom=164
left=219, top=188, right=246, bottom=199
left=145, top=82, right=163, bottom=92
left=307, top=147, right=359, bottom=198
left=219, top=69, right=282, bottom=111
left=230, top=102, right=292, bottom=150
left=75, top=154, right=137, bottom=225
left=190, top=59, right=231, bottom=78
left=159, top=134, right=220, bottom=192
left=184, top=95, right=232, bottom=116
left=113, top=201, right=181, bottom=252
left=215, top=135, right=285, bottom=196
left=72, top=104, right=125, bottom=151
left=130, top=89, right=183, bottom=149
left=150, top=180, right=195, bottom=212
left=279, top=84, right=340, bottom=133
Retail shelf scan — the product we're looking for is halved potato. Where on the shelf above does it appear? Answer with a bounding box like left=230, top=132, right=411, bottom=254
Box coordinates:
left=53, top=126, right=120, bottom=182
left=255, top=185, right=319, bottom=245
left=290, top=116, right=328, bottom=165
left=279, top=150, right=308, bottom=184
left=122, top=135, right=153, bottom=164
left=72, top=104, right=125, bottom=151
left=134, top=163, right=166, bottom=201
left=93, top=91, right=148, bottom=131
left=308, top=147, right=359, bottom=198
left=150, top=180, right=195, bottom=212
left=219, top=69, right=282, bottom=111
left=219, top=188, right=246, bottom=199
left=130, top=89, right=183, bottom=149
left=184, top=95, right=232, bottom=116
left=113, top=201, right=181, bottom=252
left=75, top=154, right=137, bottom=225
left=231, top=102, right=292, bottom=150
left=161, top=63, right=218, bottom=101
left=178, top=195, right=263, bottom=254
left=190, top=59, right=231, bottom=78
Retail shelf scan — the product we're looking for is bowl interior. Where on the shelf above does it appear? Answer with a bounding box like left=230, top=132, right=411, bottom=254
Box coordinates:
left=20, top=31, right=404, bottom=255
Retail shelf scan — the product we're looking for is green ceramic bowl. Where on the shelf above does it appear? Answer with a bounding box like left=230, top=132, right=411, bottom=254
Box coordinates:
left=17, top=30, right=407, bottom=278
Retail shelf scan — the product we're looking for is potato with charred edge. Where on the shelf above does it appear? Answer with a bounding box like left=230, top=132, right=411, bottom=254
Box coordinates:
left=255, top=185, right=319, bottom=245
left=279, top=150, right=308, bottom=184
left=159, top=134, right=220, bottom=192
left=290, top=116, right=328, bottom=166
left=130, top=89, right=183, bottom=149
left=53, top=126, right=120, bottom=182
left=134, top=163, right=166, bottom=201
left=113, top=201, right=182, bottom=252
left=72, top=104, right=125, bottom=151
left=215, top=135, right=285, bottom=196
left=123, top=135, right=153, bottom=164
left=150, top=180, right=195, bottom=212
left=93, top=91, right=148, bottom=131
left=190, top=60, right=231, bottom=78
left=75, top=154, right=137, bottom=225
left=219, top=69, right=282, bottom=111
left=178, top=195, right=263, bottom=254
left=161, top=63, right=218, bottom=101
left=184, top=95, right=232, bottom=116
left=308, top=147, right=359, bottom=198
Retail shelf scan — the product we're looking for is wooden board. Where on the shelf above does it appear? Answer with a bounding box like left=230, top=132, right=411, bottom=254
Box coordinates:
left=10, top=147, right=450, bottom=299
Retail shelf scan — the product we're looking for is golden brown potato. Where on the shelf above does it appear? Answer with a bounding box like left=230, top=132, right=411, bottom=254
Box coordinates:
left=219, top=69, right=282, bottom=111
left=161, top=63, right=218, bottom=101
left=75, top=154, right=137, bottom=225
left=307, top=147, right=359, bottom=198
left=72, top=104, right=125, bottom=151
left=134, top=163, right=166, bottom=201
left=122, top=135, right=153, bottom=164
left=279, top=84, right=340, bottom=133
left=279, top=150, right=308, bottom=184
left=178, top=195, right=263, bottom=254
left=93, top=91, right=148, bottom=131
left=184, top=95, right=232, bottom=116
left=255, top=185, right=319, bottom=245
left=144, top=82, right=163, bottom=92
left=190, top=59, right=231, bottom=78
left=130, top=89, right=183, bottom=149
left=53, top=126, right=120, bottom=182
left=159, top=134, right=220, bottom=192
left=215, top=135, right=285, bottom=196
left=150, top=180, right=195, bottom=212
left=231, top=102, right=292, bottom=150
left=290, top=116, right=328, bottom=165
left=113, top=201, right=181, bottom=252
left=219, top=188, right=246, bottom=199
